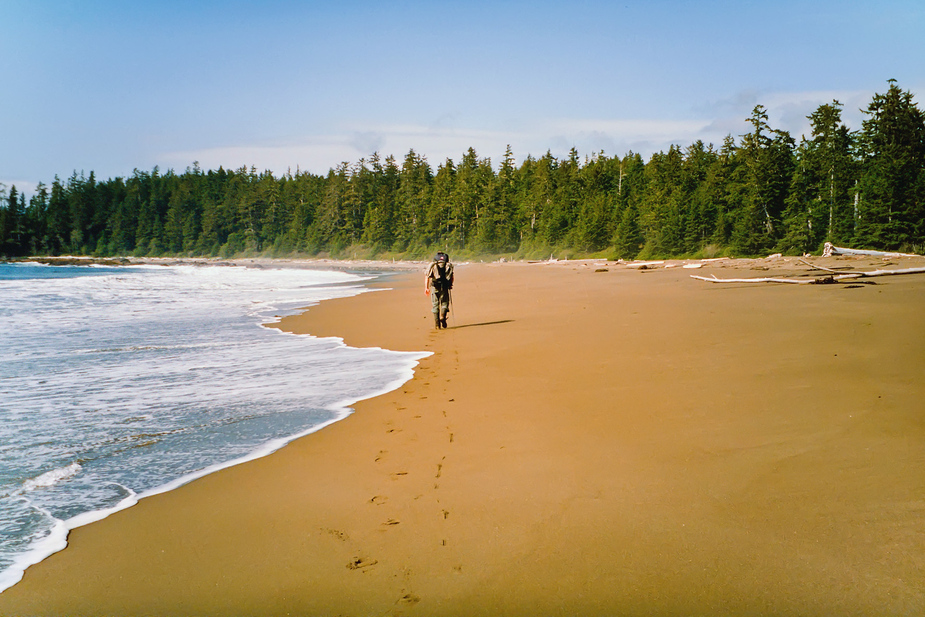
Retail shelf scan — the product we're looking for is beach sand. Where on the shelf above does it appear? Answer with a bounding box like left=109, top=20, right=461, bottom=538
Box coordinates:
left=2, top=257, right=924, bottom=615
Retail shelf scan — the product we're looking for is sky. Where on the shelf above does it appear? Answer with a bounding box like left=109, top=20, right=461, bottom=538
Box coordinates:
left=2, top=0, right=924, bottom=196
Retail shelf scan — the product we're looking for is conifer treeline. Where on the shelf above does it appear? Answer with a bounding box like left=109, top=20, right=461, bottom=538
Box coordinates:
left=2, top=81, right=923, bottom=259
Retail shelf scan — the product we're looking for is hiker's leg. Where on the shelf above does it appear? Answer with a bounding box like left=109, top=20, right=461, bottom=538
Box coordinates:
left=439, top=293, right=449, bottom=327
left=431, top=292, right=442, bottom=329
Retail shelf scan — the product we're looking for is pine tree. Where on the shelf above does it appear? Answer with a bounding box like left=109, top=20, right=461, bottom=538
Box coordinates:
left=395, top=149, right=433, bottom=252
left=488, top=145, right=520, bottom=252
left=781, top=101, right=857, bottom=254
left=854, top=80, right=925, bottom=249
left=25, top=183, right=49, bottom=254
left=429, top=159, right=456, bottom=248
left=731, top=106, right=795, bottom=255
left=1, top=185, right=25, bottom=255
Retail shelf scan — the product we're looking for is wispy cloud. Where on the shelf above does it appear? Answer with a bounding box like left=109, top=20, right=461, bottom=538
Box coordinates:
left=0, top=178, right=41, bottom=197
left=162, top=125, right=522, bottom=175
left=160, top=86, right=907, bottom=176
left=700, top=88, right=880, bottom=141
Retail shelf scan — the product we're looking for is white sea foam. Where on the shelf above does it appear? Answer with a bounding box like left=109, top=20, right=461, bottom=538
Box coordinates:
left=0, top=262, right=428, bottom=594
left=0, top=515, right=68, bottom=593
left=20, top=464, right=82, bottom=494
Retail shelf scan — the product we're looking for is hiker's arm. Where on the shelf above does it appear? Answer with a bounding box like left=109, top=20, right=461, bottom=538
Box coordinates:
left=424, top=273, right=430, bottom=294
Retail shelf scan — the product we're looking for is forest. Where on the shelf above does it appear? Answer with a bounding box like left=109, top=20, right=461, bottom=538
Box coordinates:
left=2, top=81, right=923, bottom=261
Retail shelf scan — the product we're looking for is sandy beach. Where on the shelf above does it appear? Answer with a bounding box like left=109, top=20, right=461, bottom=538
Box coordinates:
left=2, top=256, right=924, bottom=616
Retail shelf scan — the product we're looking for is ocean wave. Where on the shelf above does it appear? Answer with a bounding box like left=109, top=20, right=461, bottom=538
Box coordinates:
left=20, top=463, right=82, bottom=494
left=72, top=342, right=221, bottom=355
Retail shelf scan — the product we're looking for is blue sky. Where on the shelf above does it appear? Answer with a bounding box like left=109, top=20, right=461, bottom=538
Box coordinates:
left=2, top=0, right=923, bottom=195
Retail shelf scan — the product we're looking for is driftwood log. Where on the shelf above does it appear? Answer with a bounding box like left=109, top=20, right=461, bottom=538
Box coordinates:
left=822, top=242, right=919, bottom=258
left=692, top=266, right=925, bottom=285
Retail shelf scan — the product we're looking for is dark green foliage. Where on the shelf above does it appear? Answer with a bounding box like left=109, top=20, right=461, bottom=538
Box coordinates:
left=2, top=82, right=922, bottom=260
left=854, top=80, right=925, bottom=249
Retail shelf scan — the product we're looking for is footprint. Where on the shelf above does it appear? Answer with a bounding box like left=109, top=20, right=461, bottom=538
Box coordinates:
left=346, top=557, right=378, bottom=571
left=382, top=518, right=400, bottom=526
left=370, top=495, right=388, bottom=505
left=391, top=471, right=408, bottom=479
left=323, top=528, right=348, bottom=541
left=397, top=592, right=421, bottom=606
left=375, top=450, right=387, bottom=462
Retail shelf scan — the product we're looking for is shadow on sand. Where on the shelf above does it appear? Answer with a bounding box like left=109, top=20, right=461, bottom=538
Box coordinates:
left=446, top=319, right=514, bottom=330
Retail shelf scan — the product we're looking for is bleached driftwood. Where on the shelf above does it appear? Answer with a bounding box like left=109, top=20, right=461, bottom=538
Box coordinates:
left=692, top=266, right=925, bottom=285
left=691, top=274, right=820, bottom=284
left=798, top=258, right=841, bottom=273
left=822, top=242, right=919, bottom=258
left=829, top=267, right=925, bottom=280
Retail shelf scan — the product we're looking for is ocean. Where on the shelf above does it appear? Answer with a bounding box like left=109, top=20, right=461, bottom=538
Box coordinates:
left=0, top=261, right=428, bottom=592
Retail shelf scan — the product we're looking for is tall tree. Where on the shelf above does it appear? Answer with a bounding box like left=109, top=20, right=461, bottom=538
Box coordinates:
left=730, top=105, right=795, bottom=254
left=24, top=183, right=49, bottom=254
left=854, top=80, right=925, bottom=249
left=0, top=185, right=26, bottom=255
left=395, top=149, right=433, bottom=251
left=781, top=100, right=858, bottom=253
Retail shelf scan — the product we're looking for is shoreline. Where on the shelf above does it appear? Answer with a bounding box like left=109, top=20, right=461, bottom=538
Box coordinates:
left=2, top=257, right=924, bottom=614
left=9, top=254, right=430, bottom=273
left=0, top=263, right=427, bottom=595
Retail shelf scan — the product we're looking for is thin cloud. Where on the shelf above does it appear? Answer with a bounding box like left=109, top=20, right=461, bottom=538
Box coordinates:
left=0, top=178, right=41, bottom=197
left=699, top=88, right=882, bottom=141
left=159, top=85, right=917, bottom=177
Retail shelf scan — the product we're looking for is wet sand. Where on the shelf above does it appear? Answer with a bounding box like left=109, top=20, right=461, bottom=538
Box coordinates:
left=2, top=257, right=924, bottom=615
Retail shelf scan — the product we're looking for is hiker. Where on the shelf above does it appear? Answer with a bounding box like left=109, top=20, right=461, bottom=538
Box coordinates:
left=425, top=252, right=454, bottom=329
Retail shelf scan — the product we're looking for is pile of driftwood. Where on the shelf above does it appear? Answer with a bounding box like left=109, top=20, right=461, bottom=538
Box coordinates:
left=692, top=245, right=925, bottom=285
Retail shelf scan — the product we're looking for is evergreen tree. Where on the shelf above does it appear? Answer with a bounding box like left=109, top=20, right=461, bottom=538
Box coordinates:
left=0, top=184, right=9, bottom=254
left=855, top=80, right=925, bottom=249
left=25, top=183, right=49, bottom=254
left=0, top=185, right=26, bottom=255
left=610, top=152, right=646, bottom=258
left=612, top=201, right=641, bottom=259
left=395, top=149, right=433, bottom=252
left=362, top=154, right=400, bottom=251
left=46, top=177, right=70, bottom=254
left=488, top=145, right=520, bottom=252
left=638, top=145, right=685, bottom=257
left=314, top=163, right=351, bottom=251
left=428, top=158, right=456, bottom=247
left=781, top=101, right=857, bottom=253
left=528, top=151, right=559, bottom=248
left=681, top=141, right=720, bottom=252
left=447, top=147, right=483, bottom=249
left=730, top=106, right=795, bottom=255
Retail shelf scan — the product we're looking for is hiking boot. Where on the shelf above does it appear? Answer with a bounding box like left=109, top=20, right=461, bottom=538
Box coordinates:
left=441, top=317, right=448, bottom=328
left=434, top=313, right=442, bottom=329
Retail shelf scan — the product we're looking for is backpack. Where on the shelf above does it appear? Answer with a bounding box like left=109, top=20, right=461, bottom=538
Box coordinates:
left=432, top=254, right=452, bottom=291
